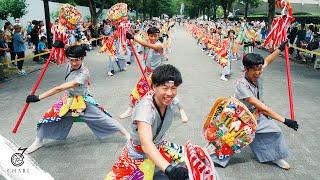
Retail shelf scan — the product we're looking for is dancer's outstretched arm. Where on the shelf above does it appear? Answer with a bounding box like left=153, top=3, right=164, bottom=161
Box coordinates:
left=38, top=81, right=79, bottom=100
left=133, top=36, right=163, bottom=52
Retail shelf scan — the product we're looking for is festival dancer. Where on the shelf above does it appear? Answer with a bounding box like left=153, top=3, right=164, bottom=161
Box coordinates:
left=216, top=30, right=238, bottom=81
left=106, top=64, right=189, bottom=180
left=114, top=32, right=128, bottom=72
left=119, top=27, right=188, bottom=123
left=101, top=27, right=117, bottom=76
left=237, top=22, right=260, bottom=70
left=25, top=45, right=130, bottom=154
left=213, top=42, right=299, bottom=169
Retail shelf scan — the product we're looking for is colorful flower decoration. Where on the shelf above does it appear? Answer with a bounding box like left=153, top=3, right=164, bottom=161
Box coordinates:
left=203, top=97, right=257, bottom=160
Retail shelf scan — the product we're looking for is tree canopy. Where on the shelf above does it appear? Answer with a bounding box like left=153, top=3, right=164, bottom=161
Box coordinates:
left=50, top=0, right=273, bottom=26
left=0, top=0, right=28, bottom=20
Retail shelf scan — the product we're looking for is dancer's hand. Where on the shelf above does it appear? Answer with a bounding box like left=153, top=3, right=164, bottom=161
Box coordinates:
left=165, top=164, right=189, bottom=180
left=126, top=32, right=134, bottom=40
left=52, top=40, right=65, bottom=48
left=278, top=40, right=288, bottom=52
left=162, top=34, right=169, bottom=38
left=284, top=118, right=298, bottom=131
left=26, top=95, right=40, bottom=103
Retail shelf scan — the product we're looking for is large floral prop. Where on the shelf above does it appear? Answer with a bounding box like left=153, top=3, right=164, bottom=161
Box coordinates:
left=203, top=97, right=257, bottom=160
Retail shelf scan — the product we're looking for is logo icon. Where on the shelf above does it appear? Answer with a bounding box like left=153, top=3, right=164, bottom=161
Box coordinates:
left=11, top=147, right=27, bottom=167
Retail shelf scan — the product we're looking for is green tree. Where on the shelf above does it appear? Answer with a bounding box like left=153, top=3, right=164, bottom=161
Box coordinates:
left=183, top=0, right=212, bottom=19
left=212, top=0, right=219, bottom=20
left=0, top=0, right=10, bottom=20
left=242, top=0, right=262, bottom=18
left=268, top=0, right=275, bottom=31
left=52, top=0, right=115, bottom=24
left=9, top=0, right=28, bottom=18
left=219, top=0, right=236, bottom=19
left=0, top=0, right=28, bottom=20
left=50, top=9, right=60, bottom=21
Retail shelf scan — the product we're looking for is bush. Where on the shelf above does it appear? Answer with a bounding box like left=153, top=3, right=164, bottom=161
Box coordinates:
left=293, top=12, right=312, bottom=16
left=245, top=15, right=320, bottom=24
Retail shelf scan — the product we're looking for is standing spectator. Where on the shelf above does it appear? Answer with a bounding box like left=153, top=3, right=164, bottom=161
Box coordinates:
left=4, top=22, right=16, bottom=67
left=0, top=30, right=10, bottom=81
left=97, top=24, right=105, bottom=46
left=287, top=26, right=298, bottom=54
left=40, top=21, right=46, bottom=38
left=26, top=21, right=33, bottom=49
left=295, top=23, right=306, bottom=60
left=88, top=24, right=98, bottom=47
left=30, top=20, right=40, bottom=62
left=98, top=24, right=104, bottom=36
left=13, top=25, right=26, bottom=75
left=14, top=18, right=22, bottom=26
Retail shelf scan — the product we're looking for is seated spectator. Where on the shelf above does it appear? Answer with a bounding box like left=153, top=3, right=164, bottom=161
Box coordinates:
left=299, top=25, right=319, bottom=63
left=287, top=26, right=298, bottom=55
left=37, top=36, right=50, bottom=62
left=295, top=24, right=306, bottom=60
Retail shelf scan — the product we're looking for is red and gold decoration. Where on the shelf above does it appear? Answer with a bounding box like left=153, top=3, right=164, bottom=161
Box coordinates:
left=263, top=0, right=296, bottom=120
left=203, top=97, right=257, bottom=160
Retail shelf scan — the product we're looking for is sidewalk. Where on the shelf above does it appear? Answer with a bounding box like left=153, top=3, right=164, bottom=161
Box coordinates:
left=0, top=49, right=44, bottom=83
left=258, top=45, right=319, bottom=69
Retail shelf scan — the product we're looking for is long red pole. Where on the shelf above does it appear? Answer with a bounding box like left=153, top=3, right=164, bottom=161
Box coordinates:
left=12, top=53, right=53, bottom=133
left=284, top=44, right=295, bottom=120
left=128, top=41, right=151, bottom=88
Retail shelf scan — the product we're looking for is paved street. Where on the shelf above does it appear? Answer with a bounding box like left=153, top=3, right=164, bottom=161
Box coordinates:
left=1, top=26, right=320, bottom=180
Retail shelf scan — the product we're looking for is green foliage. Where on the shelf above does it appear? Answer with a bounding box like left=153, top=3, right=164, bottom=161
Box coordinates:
left=9, top=0, right=28, bottom=18
left=50, top=10, right=60, bottom=21
left=0, top=0, right=28, bottom=19
left=293, top=12, right=312, bottom=16
left=0, top=0, right=11, bottom=20
left=84, top=15, right=91, bottom=22
left=248, top=0, right=262, bottom=8
left=68, top=0, right=78, bottom=7
left=216, top=6, right=224, bottom=18
left=48, top=0, right=264, bottom=20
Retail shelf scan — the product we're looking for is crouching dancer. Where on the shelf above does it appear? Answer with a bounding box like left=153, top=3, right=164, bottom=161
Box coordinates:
left=233, top=42, right=299, bottom=169
left=106, top=64, right=188, bottom=180
left=25, top=45, right=129, bottom=154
